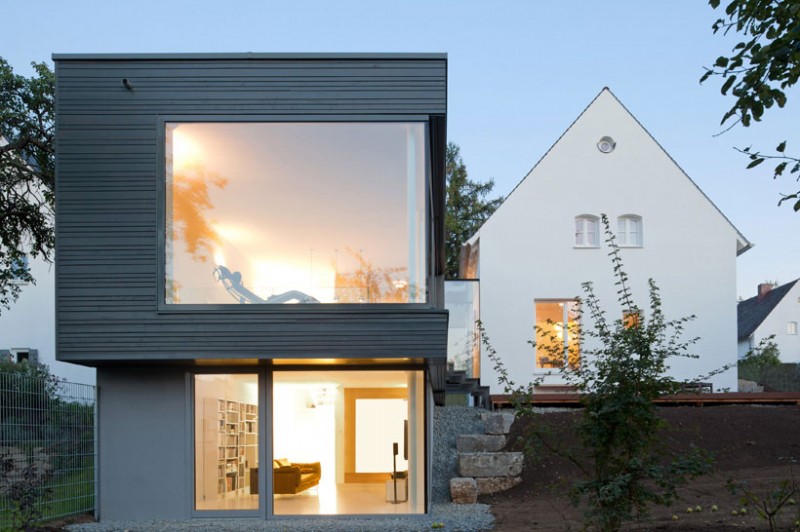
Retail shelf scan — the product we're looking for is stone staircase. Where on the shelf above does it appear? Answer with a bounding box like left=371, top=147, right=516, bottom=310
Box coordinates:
left=445, top=369, right=491, bottom=408
left=450, top=412, right=523, bottom=503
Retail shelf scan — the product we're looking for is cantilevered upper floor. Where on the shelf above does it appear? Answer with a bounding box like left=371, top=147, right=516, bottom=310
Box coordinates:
left=54, top=53, right=448, bottom=366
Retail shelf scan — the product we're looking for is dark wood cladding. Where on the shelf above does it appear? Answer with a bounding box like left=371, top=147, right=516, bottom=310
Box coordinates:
left=55, top=54, right=448, bottom=365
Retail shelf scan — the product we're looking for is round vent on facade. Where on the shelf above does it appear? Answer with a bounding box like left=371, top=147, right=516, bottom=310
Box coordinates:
left=597, top=136, right=616, bottom=154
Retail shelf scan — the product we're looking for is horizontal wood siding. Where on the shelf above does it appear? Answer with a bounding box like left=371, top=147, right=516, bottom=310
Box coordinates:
left=55, top=56, right=447, bottom=364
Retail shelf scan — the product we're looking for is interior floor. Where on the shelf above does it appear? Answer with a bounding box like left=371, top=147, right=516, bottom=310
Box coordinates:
left=275, top=483, right=411, bottom=515
left=195, top=483, right=412, bottom=514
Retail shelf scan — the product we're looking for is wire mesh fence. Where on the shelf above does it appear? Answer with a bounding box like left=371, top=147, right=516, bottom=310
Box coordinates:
left=0, top=369, right=96, bottom=525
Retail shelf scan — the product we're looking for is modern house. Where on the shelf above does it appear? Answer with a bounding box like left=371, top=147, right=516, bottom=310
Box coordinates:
left=738, top=280, right=800, bottom=363
left=53, top=53, right=448, bottom=520
left=460, top=88, right=750, bottom=394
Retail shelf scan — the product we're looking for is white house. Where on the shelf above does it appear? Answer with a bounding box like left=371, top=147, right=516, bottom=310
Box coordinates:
left=0, top=253, right=95, bottom=385
left=462, top=88, right=750, bottom=394
left=738, top=280, right=800, bottom=363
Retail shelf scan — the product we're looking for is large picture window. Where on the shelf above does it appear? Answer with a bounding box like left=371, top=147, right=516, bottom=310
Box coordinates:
left=165, top=122, right=428, bottom=305
left=272, top=370, right=425, bottom=515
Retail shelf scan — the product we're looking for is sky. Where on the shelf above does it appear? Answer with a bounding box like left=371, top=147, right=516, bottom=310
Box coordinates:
left=3, top=0, right=797, bottom=300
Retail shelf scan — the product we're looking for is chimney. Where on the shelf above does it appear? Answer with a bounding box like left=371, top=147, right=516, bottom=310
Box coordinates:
left=757, top=283, right=773, bottom=300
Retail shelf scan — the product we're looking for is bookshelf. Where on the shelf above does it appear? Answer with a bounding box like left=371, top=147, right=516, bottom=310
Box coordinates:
left=203, top=397, right=258, bottom=498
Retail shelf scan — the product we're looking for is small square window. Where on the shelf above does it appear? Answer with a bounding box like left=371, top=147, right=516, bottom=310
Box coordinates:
left=623, top=310, right=643, bottom=329
left=789, top=322, right=798, bottom=335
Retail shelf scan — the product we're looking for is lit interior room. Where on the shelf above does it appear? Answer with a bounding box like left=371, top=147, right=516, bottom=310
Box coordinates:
left=272, top=370, right=425, bottom=515
left=193, top=371, right=425, bottom=515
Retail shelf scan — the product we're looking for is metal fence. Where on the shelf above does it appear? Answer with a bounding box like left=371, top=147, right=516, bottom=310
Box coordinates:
left=0, top=369, right=96, bottom=524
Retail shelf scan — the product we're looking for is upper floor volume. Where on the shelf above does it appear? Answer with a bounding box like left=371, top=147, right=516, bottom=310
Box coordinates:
left=53, top=53, right=449, bottom=365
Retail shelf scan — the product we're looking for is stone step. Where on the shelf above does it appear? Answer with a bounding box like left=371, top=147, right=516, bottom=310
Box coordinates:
left=481, top=412, right=515, bottom=435
left=456, top=434, right=506, bottom=453
left=458, top=451, right=523, bottom=478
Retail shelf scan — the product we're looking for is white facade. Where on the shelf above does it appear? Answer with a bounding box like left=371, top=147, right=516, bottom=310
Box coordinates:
left=738, top=281, right=800, bottom=363
left=0, top=254, right=95, bottom=385
left=470, top=89, right=749, bottom=394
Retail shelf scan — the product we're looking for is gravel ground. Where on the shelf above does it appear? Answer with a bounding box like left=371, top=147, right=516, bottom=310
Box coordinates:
left=431, top=406, right=488, bottom=503
left=66, top=503, right=494, bottom=531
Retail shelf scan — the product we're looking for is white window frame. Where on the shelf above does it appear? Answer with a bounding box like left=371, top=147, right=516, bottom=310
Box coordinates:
left=789, top=321, right=798, bottom=335
left=574, top=215, right=600, bottom=248
left=617, top=215, right=643, bottom=247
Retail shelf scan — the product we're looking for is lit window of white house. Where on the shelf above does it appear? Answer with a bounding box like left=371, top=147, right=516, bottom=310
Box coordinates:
left=575, top=216, right=599, bottom=247
left=617, top=215, right=643, bottom=247
left=789, top=322, right=798, bottom=335
left=535, top=300, right=580, bottom=369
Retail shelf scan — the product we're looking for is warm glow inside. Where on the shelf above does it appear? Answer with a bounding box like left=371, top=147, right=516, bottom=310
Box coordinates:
left=272, top=370, right=423, bottom=515
left=165, top=122, right=428, bottom=305
left=171, top=127, right=202, bottom=172
left=535, top=301, right=580, bottom=369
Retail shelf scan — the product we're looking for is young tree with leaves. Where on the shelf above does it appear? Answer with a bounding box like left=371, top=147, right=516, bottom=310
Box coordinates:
left=445, top=142, right=503, bottom=279
left=0, top=57, right=55, bottom=312
left=701, top=0, right=800, bottom=210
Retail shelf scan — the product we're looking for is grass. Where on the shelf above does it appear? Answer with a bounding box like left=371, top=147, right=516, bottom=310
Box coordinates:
left=0, top=463, right=94, bottom=527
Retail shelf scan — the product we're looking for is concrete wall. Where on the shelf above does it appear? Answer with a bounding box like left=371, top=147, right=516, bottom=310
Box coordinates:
left=97, top=367, right=189, bottom=519
left=476, top=89, right=743, bottom=393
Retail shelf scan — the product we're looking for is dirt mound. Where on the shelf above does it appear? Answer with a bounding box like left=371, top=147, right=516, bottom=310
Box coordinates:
left=483, top=405, right=800, bottom=531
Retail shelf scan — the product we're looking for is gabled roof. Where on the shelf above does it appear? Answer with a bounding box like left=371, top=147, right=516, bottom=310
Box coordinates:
left=738, top=279, right=799, bottom=340
left=474, top=87, right=752, bottom=255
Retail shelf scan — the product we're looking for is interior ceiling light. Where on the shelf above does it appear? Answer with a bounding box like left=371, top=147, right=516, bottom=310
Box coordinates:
left=597, top=136, right=616, bottom=154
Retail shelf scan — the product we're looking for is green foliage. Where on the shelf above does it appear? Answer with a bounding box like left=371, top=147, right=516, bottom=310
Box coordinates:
left=445, top=142, right=503, bottom=279
left=701, top=0, right=800, bottom=211
left=483, top=215, right=714, bottom=531
left=740, top=334, right=782, bottom=370
left=727, top=468, right=800, bottom=532
left=0, top=57, right=55, bottom=312
left=0, top=458, right=53, bottom=532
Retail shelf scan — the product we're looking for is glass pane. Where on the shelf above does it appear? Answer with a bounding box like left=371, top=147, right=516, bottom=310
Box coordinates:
left=445, top=280, right=481, bottom=379
left=272, top=370, right=425, bottom=515
left=165, top=122, right=428, bottom=305
left=194, top=374, right=258, bottom=511
left=535, top=301, right=580, bottom=369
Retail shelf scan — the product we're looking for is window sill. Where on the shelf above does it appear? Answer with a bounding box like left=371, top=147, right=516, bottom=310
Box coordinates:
left=573, top=245, right=600, bottom=249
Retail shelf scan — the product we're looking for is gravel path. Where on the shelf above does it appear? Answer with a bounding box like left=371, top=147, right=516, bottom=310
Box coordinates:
left=66, top=503, right=493, bottom=531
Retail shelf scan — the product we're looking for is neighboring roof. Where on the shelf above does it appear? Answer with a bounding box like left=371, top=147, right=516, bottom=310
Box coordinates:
left=472, top=87, right=752, bottom=255
left=738, top=279, right=799, bottom=340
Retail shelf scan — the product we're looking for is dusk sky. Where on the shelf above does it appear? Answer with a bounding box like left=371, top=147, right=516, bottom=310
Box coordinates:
left=4, top=0, right=797, bottom=299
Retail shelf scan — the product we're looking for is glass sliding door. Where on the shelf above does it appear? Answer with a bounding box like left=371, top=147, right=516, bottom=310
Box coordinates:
left=194, top=374, right=259, bottom=511
left=272, top=370, right=425, bottom=515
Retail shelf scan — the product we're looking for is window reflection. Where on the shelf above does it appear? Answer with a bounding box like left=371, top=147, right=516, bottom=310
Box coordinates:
left=165, top=122, right=428, bottom=305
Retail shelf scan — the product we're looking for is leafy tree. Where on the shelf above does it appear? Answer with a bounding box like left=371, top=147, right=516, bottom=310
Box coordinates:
left=0, top=57, right=55, bottom=312
left=445, top=142, right=503, bottom=279
left=701, top=0, right=800, bottom=210
left=483, top=215, right=714, bottom=531
left=742, top=335, right=781, bottom=368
